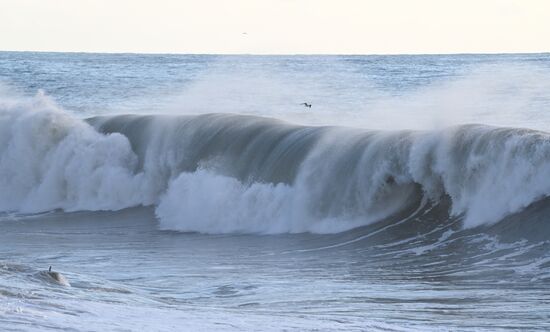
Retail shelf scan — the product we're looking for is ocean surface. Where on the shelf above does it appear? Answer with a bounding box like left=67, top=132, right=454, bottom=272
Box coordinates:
left=1, top=51, right=550, bottom=331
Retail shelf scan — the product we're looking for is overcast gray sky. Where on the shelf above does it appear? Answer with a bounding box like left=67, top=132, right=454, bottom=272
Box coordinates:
left=1, top=0, right=549, bottom=54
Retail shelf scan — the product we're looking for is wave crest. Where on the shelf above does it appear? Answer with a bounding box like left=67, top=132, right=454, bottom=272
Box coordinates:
left=2, top=94, right=550, bottom=233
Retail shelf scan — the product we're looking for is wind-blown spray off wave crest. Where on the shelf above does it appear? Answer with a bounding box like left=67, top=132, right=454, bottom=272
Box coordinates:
left=2, top=93, right=550, bottom=233
left=0, top=93, right=155, bottom=212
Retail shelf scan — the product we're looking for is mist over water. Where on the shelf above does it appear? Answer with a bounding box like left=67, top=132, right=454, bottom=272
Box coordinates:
left=1, top=52, right=550, bottom=331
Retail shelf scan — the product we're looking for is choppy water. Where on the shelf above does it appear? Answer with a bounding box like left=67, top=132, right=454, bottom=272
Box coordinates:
left=1, top=52, right=550, bottom=331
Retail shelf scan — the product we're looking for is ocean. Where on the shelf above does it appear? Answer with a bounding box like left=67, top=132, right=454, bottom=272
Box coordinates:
left=1, top=51, right=550, bottom=331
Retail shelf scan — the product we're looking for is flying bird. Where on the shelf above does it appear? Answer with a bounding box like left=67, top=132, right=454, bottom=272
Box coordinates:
left=301, top=103, right=312, bottom=108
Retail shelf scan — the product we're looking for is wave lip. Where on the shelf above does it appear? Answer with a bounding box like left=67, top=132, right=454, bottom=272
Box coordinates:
left=2, top=94, right=550, bottom=233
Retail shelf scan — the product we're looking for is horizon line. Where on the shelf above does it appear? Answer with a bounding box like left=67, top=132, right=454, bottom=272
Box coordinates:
left=1, top=49, right=549, bottom=57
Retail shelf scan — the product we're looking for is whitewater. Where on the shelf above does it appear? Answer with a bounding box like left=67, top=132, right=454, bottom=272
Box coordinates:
left=1, top=52, right=550, bottom=331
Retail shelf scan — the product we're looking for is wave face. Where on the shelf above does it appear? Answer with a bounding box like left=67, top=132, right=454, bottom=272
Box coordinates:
left=2, top=94, right=550, bottom=233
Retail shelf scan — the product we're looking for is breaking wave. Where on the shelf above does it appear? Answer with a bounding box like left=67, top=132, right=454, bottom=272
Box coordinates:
left=2, top=93, right=550, bottom=233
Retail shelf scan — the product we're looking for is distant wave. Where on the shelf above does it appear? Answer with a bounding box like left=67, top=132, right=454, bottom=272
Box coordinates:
left=2, top=94, right=550, bottom=234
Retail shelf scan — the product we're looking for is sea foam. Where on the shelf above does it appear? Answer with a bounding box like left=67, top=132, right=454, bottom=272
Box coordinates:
left=2, top=92, right=550, bottom=233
